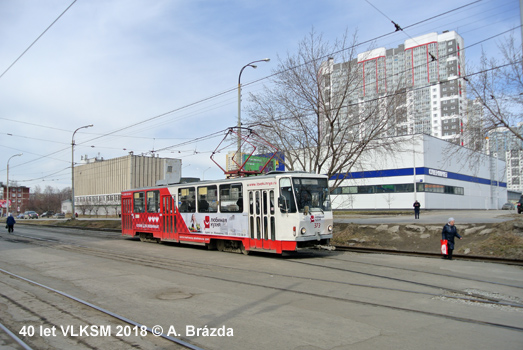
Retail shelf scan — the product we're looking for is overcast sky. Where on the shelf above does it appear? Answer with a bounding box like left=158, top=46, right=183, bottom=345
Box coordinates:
left=0, top=0, right=520, bottom=191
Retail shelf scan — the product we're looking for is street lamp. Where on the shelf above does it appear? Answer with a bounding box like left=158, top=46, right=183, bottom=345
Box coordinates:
left=72, top=124, right=93, bottom=219
left=6, top=153, right=22, bottom=216
left=237, top=58, right=270, bottom=172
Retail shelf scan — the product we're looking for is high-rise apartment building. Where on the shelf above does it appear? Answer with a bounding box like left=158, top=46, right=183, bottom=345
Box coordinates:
left=487, top=126, right=523, bottom=193
left=322, top=31, right=475, bottom=145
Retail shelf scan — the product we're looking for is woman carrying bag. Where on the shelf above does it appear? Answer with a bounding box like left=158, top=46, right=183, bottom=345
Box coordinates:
left=441, top=217, right=462, bottom=260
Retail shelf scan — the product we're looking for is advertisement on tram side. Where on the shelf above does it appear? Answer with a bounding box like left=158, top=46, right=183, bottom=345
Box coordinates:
left=179, top=212, right=248, bottom=237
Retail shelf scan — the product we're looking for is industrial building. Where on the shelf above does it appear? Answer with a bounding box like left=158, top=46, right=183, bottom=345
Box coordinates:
left=71, top=154, right=181, bottom=216
left=329, top=134, right=506, bottom=210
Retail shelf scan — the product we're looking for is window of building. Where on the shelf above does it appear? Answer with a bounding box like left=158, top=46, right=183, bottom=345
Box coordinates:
left=357, top=186, right=374, bottom=194
left=332, top=183, right=462, bottom=195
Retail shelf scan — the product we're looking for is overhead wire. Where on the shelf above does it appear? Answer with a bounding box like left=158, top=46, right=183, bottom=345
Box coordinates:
left=0, top=0, right=78, bottom=80
left=241, top=0, right=483, bottom=91
left=244, top=25, right=523, bottom=128
left=3, top=0, right=515, bottom=184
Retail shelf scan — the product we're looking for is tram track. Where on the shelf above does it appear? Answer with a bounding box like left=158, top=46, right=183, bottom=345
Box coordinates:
left=0, top=266, right=204, bottom=350
left=284, top=258, right=523, bottom=308
left=318, top=253, right=523, bottom=289
left=0, top=321, right=33, bottom=350
left=334, top=245, right=523, bottom=266
left=1, top=229, right=522, bottom=334
left=7, top=230, right=522, bottom=308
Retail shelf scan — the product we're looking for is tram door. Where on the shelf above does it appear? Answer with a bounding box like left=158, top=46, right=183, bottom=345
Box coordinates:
left=121, top=197, right=133, bottom=234
left=248, top=190, right=275, bottom=249
left=161, top=194, right=177, bottom=240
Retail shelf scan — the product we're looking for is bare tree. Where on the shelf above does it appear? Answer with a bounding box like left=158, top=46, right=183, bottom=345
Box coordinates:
left=467, top=34, right=523, bottom=141
left=245, top=29, right=403, bottom=191
left=441, top=35, right=522, bottom=176
left=25, top=185, right=72, bottom=214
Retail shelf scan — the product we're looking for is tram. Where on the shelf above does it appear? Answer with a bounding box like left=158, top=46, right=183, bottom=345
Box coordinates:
left=121, top=172, right=333, bottom=254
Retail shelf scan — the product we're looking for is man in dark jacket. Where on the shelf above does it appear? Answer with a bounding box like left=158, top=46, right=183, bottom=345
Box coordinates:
left=441, top=217, right=462, bottom=260
left=6, top=213, right=16, bottom=233
left=413, top=200, right=421, bottom=219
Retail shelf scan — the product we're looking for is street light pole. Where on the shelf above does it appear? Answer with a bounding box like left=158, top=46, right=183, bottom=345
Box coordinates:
left=71, top=124, right=93, bottom=219
left=6, top=153, right=22, bottom=216
left=237, top=58, right=270, bottom=172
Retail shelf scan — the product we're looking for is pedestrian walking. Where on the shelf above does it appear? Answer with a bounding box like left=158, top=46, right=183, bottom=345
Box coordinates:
left=6, top=213, right=16, bottom=233
left=413, top=200, right=421, bottom=219
left=441, top=217, right=462, bottom=260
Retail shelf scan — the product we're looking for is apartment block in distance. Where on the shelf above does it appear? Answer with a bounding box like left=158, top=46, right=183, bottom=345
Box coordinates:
left=321, top=31, right=477, bottom=146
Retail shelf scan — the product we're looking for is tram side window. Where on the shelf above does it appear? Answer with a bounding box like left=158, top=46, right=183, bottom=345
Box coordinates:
left=133, top=192, right=145, bottom=213
left=179, top=187, right=195, bottom=213
left=198, top=185, right=217, bottom=213
left=146, top=190, right=160, bottom=213
left=279, top=178, right=296, bottom=213
left=219, top=183, right=243, bottom=213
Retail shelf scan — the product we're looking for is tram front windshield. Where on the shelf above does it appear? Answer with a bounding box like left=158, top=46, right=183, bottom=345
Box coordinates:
left=293, top=177, right=331, bottom=213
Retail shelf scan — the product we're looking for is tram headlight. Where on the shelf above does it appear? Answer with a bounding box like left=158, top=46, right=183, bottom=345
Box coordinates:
left=300, top=227, right=306, bottom=235
left=328, top=225, right=333, bottom=233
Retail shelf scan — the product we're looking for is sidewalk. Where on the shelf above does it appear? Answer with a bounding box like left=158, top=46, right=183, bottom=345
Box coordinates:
left=334, top=209, right=519, bottom=225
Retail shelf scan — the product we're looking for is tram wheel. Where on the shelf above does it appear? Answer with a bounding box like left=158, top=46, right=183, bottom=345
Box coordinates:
left=216, top=240, right=225, bottom=252
left=241, top=244, right=250, bottom=255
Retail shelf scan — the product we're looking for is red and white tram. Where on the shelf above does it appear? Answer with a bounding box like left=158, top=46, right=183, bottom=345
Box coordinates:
left=121, top=172, right=333, bottom=254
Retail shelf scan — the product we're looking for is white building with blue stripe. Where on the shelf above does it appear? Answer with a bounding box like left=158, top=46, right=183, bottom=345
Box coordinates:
left=330, top=134, right=506, bottom=210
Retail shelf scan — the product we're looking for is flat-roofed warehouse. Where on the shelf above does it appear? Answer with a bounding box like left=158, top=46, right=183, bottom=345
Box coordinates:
left=71, top=154, right=181, bottom=215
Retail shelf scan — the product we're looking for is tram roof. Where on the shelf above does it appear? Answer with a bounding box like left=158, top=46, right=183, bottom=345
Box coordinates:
left=122, top=171, right=325, bottom=193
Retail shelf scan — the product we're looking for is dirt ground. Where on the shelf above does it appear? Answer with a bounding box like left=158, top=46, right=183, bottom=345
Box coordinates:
left=332, top=219, right=523, bottom=260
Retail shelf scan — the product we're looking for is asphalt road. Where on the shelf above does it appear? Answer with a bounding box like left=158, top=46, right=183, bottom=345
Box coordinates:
left=0, top=225, right=521, bottom=350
